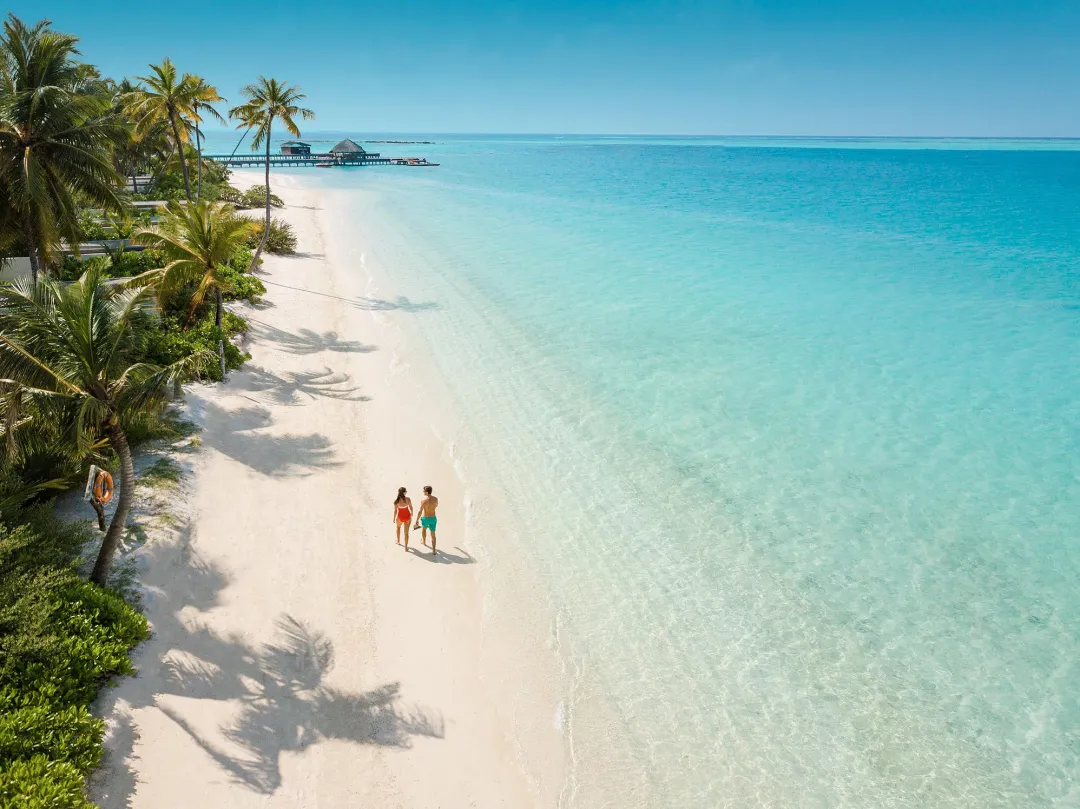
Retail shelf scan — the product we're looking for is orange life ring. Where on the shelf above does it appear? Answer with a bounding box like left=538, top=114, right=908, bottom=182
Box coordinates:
left=92, top=470, right=114, bottom=504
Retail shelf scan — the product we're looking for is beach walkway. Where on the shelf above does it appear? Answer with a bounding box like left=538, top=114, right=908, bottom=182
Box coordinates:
left=90, top=179, right=539, bottom=808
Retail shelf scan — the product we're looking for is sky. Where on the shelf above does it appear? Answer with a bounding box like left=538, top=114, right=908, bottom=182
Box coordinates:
left=14, top=0, right=1080, bottom=136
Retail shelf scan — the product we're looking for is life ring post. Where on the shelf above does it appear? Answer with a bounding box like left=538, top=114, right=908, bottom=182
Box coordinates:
left=92, top=469, right=115, bottom=505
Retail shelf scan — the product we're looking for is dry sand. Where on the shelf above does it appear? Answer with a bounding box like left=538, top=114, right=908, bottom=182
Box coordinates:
left=90, top=175, right=562, bottom=808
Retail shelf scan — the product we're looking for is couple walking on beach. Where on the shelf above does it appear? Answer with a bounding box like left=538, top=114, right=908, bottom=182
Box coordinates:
left=394, top=486, right=438, bottom=553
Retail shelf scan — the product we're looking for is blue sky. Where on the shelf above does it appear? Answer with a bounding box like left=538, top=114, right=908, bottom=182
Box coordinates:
left=15, top=1, right=1080, bottom=136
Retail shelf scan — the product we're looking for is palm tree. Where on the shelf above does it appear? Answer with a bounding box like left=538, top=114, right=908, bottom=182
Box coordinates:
left=108, top=78, right=169, bottom=195
left=190, top=77, right=226, bottom=200
left=229, top=78, right=313, bottom=273
left=134, top=201, right=256, bottom=378
left=0, top=14, right=123, bottom=281
left=124, top=59, right=223, bottom=201
left=0, top=267, right=208, bottom=585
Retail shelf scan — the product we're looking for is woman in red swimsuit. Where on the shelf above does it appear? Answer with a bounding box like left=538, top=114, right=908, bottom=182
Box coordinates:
left=393, top=487, right=413, bottom=550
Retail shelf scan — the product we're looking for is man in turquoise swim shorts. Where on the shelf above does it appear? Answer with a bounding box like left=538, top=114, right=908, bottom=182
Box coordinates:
left=414, top=486, right=439, bottom=554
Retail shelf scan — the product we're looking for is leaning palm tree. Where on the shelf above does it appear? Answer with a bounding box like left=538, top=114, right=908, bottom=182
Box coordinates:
left=229, top=78, right=313, bottom=273
left=189, top=77, right=227, bottom=200
left=134, top=200, right=256, bottom=378
left=0, top=267, right=208, bottom=585
left=124, top=59, right=223, bottom=201
left=0, top=14, right=124, bottom=280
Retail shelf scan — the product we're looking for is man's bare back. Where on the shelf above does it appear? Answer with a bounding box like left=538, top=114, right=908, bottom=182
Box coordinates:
left=417, top=494, right=438, bottom=518
left=416, top=487, right=439, bottom=553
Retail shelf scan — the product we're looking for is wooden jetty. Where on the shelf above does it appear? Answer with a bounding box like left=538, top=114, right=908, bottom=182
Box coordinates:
left=206, top=138, right=438, bottom=169
left=205, top=153, right=397, bottom=167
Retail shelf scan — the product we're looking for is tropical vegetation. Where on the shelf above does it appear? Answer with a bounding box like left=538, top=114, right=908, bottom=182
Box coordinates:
left=0, top=15, right=123, bottom=281
left=134, top=201, right=257, bottom=377
left=249, top=217, right=297, bottom=255
left=0, top=11, right=313, bottom=806
left=123, top=58, right=225, bottom=202
left=229, top=78, right=312, bottom=272
left=0, top=268, right=209, bottom=585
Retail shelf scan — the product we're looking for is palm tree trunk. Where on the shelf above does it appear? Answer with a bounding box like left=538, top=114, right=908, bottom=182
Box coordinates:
left=216, top=287, right=226, bottom=379
left=89, top=425, right=135, bottom=586
left=169, top=109, right=192, bottom=201
left=24, top=218, right=40, bottom=283
left=150, top=152, right=171, bottom=188
left=196, top=117, right=203, bottom=201
left=246, top=119, right=273, bottom=275
left=131, top=170, right=139, bottom=194
left=26, top=245, right=40, bottom=285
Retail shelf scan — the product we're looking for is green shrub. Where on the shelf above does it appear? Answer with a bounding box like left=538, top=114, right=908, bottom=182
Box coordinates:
left=0, top=517, right=147, bottom=804
left=146, top=170, right=185, bottom=200
left=220, top=258, right=266, bottom=305
left=58, top=254, right=108, bottom=282
left=218, top=185, right=244, bottom=206
left=198, top=162, right=231, bottom=202
left=240, top=185, right=284, bottom=209
left=0, top=561, right=147, bottom=712
left=248, top=217, right=297, bottom=255
left=0, top=705, right=103, bottom=772
left=0, top=508, right=88, bottom=570
left=0, top=756, right=94, bottom=809
left=226, top=244, right=255, bottom=272
left=145, top=309, right=250, bottom=382
left=108, top=248, right=165, bottom=277
left=76, top=212, right=110, bottom=241
left=58, top=249, right=165, bottom=282
left=0, top=516, right=149, bottom=704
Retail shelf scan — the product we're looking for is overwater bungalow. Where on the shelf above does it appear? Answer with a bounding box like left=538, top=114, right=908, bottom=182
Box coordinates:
left=330, top=138, right=379, bottom=159
left=281, top=140, right=311, bottom=156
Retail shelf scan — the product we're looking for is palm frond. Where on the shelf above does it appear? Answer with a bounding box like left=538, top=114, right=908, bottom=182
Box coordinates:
left=228, top=76, right=314, bottom=150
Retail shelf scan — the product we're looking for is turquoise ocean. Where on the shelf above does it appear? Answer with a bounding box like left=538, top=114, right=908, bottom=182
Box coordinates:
left=214, top=134, right=1080, bottom=807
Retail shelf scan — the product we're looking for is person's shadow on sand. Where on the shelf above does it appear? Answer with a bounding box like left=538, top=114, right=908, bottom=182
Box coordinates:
left=408, top=546, right=476, bottom=565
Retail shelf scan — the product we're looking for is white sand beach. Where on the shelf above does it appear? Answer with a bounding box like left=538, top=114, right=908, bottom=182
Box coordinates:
left=89, top=175, right=564, bottom=808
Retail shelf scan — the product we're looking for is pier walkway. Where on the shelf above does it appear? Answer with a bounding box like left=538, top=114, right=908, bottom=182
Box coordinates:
left=204, top=153, right=436, bottom=168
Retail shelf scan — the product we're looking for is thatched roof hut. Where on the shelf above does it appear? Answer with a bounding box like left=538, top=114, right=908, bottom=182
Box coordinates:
left=330, top=138, right=367, bottom=156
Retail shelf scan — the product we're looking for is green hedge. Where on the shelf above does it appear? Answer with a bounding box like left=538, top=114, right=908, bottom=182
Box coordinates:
left=0, top=514, right=148, bottom=805
left=0, top=705, right=102, bottom=772
left=0, top=756, right=93, bottom=809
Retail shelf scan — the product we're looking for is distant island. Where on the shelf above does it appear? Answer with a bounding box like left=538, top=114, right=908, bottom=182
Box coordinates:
left=365, top=140, right=436, bottom=145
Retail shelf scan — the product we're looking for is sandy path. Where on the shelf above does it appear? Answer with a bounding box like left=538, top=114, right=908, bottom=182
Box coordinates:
left=90, top=178, right=545, bottom=808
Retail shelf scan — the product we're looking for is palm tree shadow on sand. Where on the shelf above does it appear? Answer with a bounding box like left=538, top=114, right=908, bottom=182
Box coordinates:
left=249, top=321, right=377, bottom=356
left=198, top=400, right=339, bottom=477
left=159, top=616, right=444, bottom=794
left=90, top=532, right=444, bottom=804
left=238, top=365, right=371, bottom=407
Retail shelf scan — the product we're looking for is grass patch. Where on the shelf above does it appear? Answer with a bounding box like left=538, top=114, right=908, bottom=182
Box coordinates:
left=140, top=458, right=182, bottom=489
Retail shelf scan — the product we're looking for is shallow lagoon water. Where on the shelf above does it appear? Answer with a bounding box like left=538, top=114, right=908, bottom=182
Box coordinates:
left=229, top=135, right=1080, bottom=807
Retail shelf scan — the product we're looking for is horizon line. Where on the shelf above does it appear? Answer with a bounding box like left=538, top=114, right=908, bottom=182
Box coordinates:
left=200, top=130, right=1080, bottom=141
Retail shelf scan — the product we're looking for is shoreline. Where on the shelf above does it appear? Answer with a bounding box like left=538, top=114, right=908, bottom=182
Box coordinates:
left=91, top=173, right=565, bottom=807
